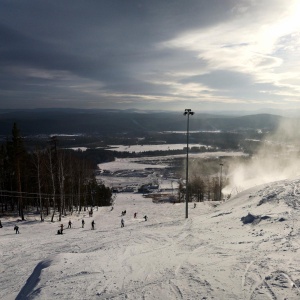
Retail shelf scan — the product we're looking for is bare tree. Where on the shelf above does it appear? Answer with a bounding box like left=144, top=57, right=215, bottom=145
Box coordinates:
left=32, top=147, right=44, bottom=221
left=11, top=123, right=25, bottom=220
left=46, top=147, right=57, bottom=222
left=57, top=151, right=66, bottom=221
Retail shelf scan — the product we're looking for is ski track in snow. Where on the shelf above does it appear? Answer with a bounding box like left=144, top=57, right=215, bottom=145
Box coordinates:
left=2, top=179, right=300, bottom=299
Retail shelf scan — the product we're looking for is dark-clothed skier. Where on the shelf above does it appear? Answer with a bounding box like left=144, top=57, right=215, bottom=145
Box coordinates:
left=67, top=220, right=72, bottom=229
left=121, top=218, right=124, bottom=228
left=82, top=219, right=85, bottom=228
left=144, top=215, right=148, bottom=221
left=134, top=212, right=137, bottom=218
left=91, top=220, right=95, bottom=230
left=14, top=225, right=19, bottom=234
left=0, top=220, right=2, bottom=228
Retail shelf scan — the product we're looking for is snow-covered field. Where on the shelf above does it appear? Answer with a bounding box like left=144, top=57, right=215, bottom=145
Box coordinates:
left=2, top=178, right=300, bottom=299
left=99, top=151, right=246, bottom=171
left=98, top=159, right=167, bottom=172
left=97, top=151, right=246, bottom=191
left=106, top=144, right=211, bottom=153
left=67, top=147, right=88, bottom=152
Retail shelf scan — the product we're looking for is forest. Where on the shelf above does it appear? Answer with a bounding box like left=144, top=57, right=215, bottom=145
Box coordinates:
left=0, top=123, right=112, bottom=221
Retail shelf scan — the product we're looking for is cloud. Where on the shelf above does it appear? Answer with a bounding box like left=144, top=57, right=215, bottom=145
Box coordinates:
left=1, top=0, right=300, bottom=110
left=181, top=70, right=253, bottom=89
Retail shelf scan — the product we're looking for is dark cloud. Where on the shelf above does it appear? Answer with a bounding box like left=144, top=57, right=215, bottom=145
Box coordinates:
left=0, top=0, right=293, bottom=110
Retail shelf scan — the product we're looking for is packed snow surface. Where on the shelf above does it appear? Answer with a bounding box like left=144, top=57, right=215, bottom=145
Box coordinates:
left=2, top=178, right=300, bottom=299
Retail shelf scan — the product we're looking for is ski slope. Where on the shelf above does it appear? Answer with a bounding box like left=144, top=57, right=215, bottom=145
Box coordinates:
left=1, top=178, right=300, bottom=299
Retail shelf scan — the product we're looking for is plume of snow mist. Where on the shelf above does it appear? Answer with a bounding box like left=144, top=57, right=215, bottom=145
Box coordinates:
left=224, top=118, right=300, bottom=195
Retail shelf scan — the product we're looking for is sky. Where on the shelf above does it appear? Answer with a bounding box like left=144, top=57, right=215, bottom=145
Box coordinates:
left=1, top=0, right=300, bottom=112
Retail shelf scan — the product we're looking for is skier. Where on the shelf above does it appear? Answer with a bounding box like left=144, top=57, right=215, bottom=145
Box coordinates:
left=60, top=224, right=64, bottom=234
left=121, top=218, right=124, bottom=228
left=134, top=212, right=137, bottom=218
left=194, top=203, right=197, bottom=208
left=0, top=220, right=2, bottom=228
left=14, top=225, right=19, bottom=234
left=144, top=215, right=148, bottom=221
left=91, top=220, right=95, bottom=230
left=67, top=220, right=72, bottom=229
left=82, top=219, right=85, bottom=228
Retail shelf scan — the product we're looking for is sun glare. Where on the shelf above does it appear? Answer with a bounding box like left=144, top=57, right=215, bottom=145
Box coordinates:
left=266, top=2, right=300, bottom=40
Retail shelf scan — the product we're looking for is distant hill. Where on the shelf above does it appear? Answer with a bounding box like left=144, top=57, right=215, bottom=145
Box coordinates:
left=0, top=108, right=285, bottom=136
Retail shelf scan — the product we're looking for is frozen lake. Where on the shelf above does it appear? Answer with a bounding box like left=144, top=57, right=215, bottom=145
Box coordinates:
left=106, top=143, right=211, bottom=153
left=97, top=151, right=246, bottom=191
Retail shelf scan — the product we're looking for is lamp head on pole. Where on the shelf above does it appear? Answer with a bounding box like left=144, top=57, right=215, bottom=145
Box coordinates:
left=183, top=109, right=195, bottom=116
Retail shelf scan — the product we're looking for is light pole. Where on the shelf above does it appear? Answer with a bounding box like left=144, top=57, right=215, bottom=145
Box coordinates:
left=184, top=109, right=194, bottom=218
left=219, top=163, right=223, bottom=201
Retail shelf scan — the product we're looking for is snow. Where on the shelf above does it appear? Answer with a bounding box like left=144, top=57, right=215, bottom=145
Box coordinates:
left=2, top=178, right=300, bottom=299
left=107, top=144, right=211, bottom=153
left=98, top=151, right=246, bottom=172
left=98, top=158, right=167, bottom=172
left=162, top=131, right=221, bottom=134
left=49, top=134, right=83, bottom=137
left=97, top=152, right=246, bottom=191
left=66, top=147, right=88, bottom=152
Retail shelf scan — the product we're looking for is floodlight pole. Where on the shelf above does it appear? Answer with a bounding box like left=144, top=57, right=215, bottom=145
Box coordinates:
left=219, top=163, right=223, bottom=201
left=184, top=109, right=194, bottom=218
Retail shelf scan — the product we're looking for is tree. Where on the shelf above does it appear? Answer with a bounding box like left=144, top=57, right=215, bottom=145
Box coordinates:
left=177, top=179, right=185, bottom=202
left=11, top=123, right=26, bottom=220
left=32, top=147, right=45, bottom=221
left=190, top=175, right=206, bottom=202
left=46, top=146, right=57, bottom=222
left=0, top=125, right=112, bottom=220
left=57, top=150, right=66, bottom=221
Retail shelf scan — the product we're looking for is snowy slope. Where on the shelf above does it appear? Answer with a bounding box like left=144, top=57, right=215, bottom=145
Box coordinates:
left=1, top=178, right=300, bottom=299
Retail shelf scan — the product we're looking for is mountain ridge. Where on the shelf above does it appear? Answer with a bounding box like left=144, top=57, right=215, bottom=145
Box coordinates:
left=0, top=108, right=286, bottom=135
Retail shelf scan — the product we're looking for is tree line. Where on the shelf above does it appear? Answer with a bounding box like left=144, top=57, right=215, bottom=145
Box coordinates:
left=178, top=175, right=228, bottom=203
left=177, top=158, right=231, bottom=202
left=0, top=123, right=112, bottom=221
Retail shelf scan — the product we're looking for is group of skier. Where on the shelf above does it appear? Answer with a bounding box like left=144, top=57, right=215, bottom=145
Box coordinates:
left=0, top=205, right=150, bottom=235
left=57, top=209, right=148, bottom=231
left=120, top=211, right=148, bottom=228
left=57, top=219, right=95, bottom=234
